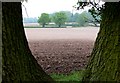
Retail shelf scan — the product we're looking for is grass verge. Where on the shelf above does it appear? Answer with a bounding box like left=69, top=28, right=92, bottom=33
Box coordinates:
left=50, top=69, right=85, bottom=82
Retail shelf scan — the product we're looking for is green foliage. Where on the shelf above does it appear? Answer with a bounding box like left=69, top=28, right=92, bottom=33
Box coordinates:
left=77, top=12, right=87, bottom=26
left=77, top=1, right=104, bottom=23
left=57, top=11, right=72, bottom=22
left=64, top=11, right=73, bottom=22
left=52, top=12, right=67, bottom=27
left=23, top=11, right=100, bottom=27
left=76, top=11, right=100, bottom=27
left=88, top=7, right=102, bottom=23
left=38, top=13, right=51, bottom=27
left=50, top=70, right=85, bottom=81
left=73, top=13, right=79, bottom=22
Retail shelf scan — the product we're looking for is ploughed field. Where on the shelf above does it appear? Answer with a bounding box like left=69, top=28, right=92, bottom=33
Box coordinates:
left=24, top=27, right=99, bottom=74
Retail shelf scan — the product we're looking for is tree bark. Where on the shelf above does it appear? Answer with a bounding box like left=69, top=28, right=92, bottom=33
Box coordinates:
left=2, top=2, right=54, bottom=82
left=58, top=24, right=61, bottom=28
left=82, top=2, right=120, bottom=82
left=42, top=24, right=45, bottom=28
left=0, top=2, right=2, bottom=82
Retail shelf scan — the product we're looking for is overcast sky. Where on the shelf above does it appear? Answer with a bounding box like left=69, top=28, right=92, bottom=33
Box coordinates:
left=22, top=0, right=84, bottom=18
left=22, top=0, right=105, bottom=18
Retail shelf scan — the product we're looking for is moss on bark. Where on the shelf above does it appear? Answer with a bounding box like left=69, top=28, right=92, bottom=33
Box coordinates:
left=2, top=2, right=54, bottom=82
left=82, top=2, right=120, bottom=82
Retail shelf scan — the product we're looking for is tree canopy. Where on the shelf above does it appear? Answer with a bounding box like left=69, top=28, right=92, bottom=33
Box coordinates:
left=23, top=10, right=100, bottom=27
left=52, top=12, right=67, bottom=27
left=77, top=0, right=104, bottom=23
left=38, top=13, right=51, bottom=27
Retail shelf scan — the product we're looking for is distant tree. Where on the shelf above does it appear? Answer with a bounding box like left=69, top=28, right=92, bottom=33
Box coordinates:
left=59, top=11, right=73, bottom=22
left=77, top=12, right=88, bottom=26
left=49, top=11, right=80, bottom=23
left=38, top=13, right=51, bottom=27
left=72, top=13, right=79, bottom=22
left=84, top=11, right=101, bottom=26
left=49, top=13, right=55, bottom=22
left=76, top=11, right=100, bottom=27
left=52, top=12, right=67, bottom=27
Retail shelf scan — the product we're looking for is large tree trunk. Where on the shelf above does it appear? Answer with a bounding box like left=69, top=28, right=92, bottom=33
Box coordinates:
left=2, top=2, right=54, bottom=82
left=82, top=2, right=120, bottom=82
left=0, top=2, right=2, bottom=82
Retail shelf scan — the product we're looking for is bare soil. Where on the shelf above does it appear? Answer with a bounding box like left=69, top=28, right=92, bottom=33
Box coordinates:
left=25, top=27, right=99, bottom=74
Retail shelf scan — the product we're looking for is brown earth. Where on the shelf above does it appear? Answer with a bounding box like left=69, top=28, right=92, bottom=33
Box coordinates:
left=24, top=27, right=99, bottom=74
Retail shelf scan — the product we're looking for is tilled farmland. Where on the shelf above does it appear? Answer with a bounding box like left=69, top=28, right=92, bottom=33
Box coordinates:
left=25, top=27, right=99, bottom=74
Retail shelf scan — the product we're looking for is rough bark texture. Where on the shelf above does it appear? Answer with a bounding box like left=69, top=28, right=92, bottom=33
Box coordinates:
left=0, top=1, right=2, bottom=82
left=2, top=2, right=53, bottom=82
left=82, top=2, right=120, bottom=82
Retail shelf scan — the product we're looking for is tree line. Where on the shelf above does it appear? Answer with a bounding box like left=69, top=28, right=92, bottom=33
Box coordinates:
left=23, top=11, right=100, bottom=27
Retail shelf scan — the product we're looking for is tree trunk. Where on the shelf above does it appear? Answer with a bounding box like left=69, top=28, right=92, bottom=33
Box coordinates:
left=42, top=24, right=45, bottom=28
left=58, top=24, right=61, bottom=28
left=82, top=2, right=120, bottom=82
left=2, top=2, right=54, bottom=82
left=0, top=2, right=2, bottom=82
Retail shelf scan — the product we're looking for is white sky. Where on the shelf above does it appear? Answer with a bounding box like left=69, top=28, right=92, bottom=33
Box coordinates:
left=22, top=0, right=104, bottom=18
left=22, top=0, right=84, bottom=18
